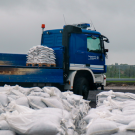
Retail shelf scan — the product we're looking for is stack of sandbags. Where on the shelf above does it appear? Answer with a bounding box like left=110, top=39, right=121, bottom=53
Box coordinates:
left=96, top=90, right=135, bottom=106
left=26, top=45, right=56, bottom=64
left=0, top=85, right=90, bottom=135
left=82, top=90, right=135, bottom=135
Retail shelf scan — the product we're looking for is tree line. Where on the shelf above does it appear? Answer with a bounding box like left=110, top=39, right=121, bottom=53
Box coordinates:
left=106, top=64, right=135, bottom=78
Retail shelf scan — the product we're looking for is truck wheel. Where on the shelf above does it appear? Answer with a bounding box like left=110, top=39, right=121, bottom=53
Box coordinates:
left=73, top=77, right=89, bottom=100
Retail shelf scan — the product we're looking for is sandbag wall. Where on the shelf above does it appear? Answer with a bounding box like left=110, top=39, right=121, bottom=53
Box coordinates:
left=82, top=90, right=135, bottom=135
left=0, top=85, right=90, bottom=135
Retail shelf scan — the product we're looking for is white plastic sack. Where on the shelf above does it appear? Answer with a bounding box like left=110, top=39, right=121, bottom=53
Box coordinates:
left=112, top=125, right=135, bottom=135
left=106, top=114, right=135, bottom=125
left=15, top=97, right=29, bottom=107
left=0, top=130, right=16, bottom=135
left=127, top=120, right=135, bottom=131
left=30, top=87, right=43, bottom=92
left=5, top=113, right=62, bottom=135
left=86, top=118, right=119, bottom=135
left=0, top=94, right=8, bottom=107
left=10, top=90, right=25, bottom=97
left=28, top=96, right=47, bottom=109
left=0, top=120, right=11, bottom=130
left=29, top=91, right=50, bottom=98
left=1, top=104, right=64, bottom=135
left=43, top=87, right=66, bottom=99
left=41, top=97, right=64, bottom=109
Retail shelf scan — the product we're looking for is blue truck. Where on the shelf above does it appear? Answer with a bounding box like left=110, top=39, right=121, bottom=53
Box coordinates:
left=0, top=23, right=109, bottom=99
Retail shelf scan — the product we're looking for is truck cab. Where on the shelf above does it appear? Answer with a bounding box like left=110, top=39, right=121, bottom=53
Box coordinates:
left=41, top=23, right=109, bottom=99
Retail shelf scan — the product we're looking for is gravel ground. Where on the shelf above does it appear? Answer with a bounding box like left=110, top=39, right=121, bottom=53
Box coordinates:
left=88, top=86, right=135, bottom=108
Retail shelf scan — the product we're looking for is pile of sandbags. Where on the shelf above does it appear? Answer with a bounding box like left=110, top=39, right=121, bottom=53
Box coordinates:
left=0, top=85, right=90, bottom=135
left=82, top=90, right=135, bottom=135
left=26, top=45, right=56, bottom=64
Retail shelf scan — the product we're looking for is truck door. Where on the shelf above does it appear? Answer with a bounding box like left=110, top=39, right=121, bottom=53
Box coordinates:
left=86, top=35, right=105, bottom=73
left=73, top=34, right=86, bottom=64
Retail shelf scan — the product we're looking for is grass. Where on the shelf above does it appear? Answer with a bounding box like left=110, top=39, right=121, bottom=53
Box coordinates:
left=106, top=81, right=135, bottom=86
left=107, top=81, right=135, bottom=83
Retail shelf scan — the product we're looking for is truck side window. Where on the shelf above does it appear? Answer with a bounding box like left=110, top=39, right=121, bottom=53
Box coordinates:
left=87, top=37, right=101, bottom=53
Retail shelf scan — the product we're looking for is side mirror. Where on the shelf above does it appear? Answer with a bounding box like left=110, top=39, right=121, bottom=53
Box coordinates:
left=104, top=49, right=109, bottom=52
left=103, top=38, right=110, bottom=43
left=101, top=35, right=110, bottom=43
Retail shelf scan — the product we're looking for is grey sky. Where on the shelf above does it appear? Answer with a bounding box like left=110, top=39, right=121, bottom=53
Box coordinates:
left=0, top=0, right=135, bottom=65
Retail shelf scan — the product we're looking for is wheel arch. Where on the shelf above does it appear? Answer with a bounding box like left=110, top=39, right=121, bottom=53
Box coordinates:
left=73, top=68, right=95, bottom=89
left=64, top=68, right=95, bottom=90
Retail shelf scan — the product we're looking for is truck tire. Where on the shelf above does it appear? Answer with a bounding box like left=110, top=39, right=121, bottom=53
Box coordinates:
left=73, top=77, right=89, bottom=100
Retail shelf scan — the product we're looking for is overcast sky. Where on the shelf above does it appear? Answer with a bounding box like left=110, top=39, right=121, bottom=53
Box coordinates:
left=0, top=0, right=135, bottom=65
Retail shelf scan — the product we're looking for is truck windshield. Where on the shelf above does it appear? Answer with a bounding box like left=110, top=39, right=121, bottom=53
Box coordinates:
left=87, top=37, right=101, bottom=53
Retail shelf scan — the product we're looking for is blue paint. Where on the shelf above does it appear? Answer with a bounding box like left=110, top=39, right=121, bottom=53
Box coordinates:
left=0, top=53, right=26, bottom=66
left=0, top=67, right=63, bottom=83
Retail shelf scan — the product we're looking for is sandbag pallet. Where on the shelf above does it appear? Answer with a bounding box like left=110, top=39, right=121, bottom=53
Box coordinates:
left=26, top=63, right=56, bottom=67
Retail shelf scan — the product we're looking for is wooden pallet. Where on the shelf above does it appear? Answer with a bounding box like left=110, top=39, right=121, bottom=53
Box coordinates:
left=26, top=63, right=56, bottom=67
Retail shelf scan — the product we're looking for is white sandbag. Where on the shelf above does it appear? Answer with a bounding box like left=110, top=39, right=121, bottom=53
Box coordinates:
left=97, top=96, right=108, bottom=103
left=62, top=91, right=73, bottom=96
left=125, top=93, right=135, bottom=99
left=29, top=91, right=50, bottom=98
left=122, top=105, right=135, bottom=111
left=106, top=96, right=124, bottom=109
left=0, top=94, right=8, bottom=107
left=5, top=101, right=34, bottom=114
left=112, top=109, right=122, bottom=115
left=15, top=97, right=29, bottom=107
left=5, top=112, right=62, bottom=135
left=18, top=87, right=31, bottom=96
left=79, top=99, right=90, bottom=117
left=84, top=108, right=112, bottom=124
left=66, top=96, right=76, bottom=106
left=10, top=90, right=25, bottom=97
left=63, top=119, right=75, bottom=130
left=61, top=99, right=74, bottom=111
left=0, top=86, right=11, bottom=94
left=67, top=94, right=83, bottom=106
left=42, top=87, right=52, bottom=95
left=41, top=97, right=64, bottom=109
left=113, top=92, right=130, bottom=98
left=127, top=120, right=135, bottom=131
left=28, top=96, right=47, bottom=109
left=0, top=130, right=16, bottom=135
left=122, top=110, right=135, bottom=115
left=112, top=131, right=135, bottom=135
left=86, top=118, right=119, bottom=135
left=95, top=105, right=112, bottom=112
left=8, top=95, right=20, bottom=100
left=30, top=87, right=43, bottom=92
left=47, top=87, right=66, bottom=99
left=83, top=113, right=99, bottom=124
left=43, top=87, right=66, bottom=99
left=67, top=129, right=75, bottom=135
left=1, top=105, right=64, bottom=135
left=97, top=90, right=114, bottom=97
left=113, top=97, right=135, bottom=102
left=112, top=125, right=135, bottom=135
left=106, top=114, right=135, bottom=125
left=7, top=97, right=14, bottom=103
left=0, top=120, right=11, bottom=130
